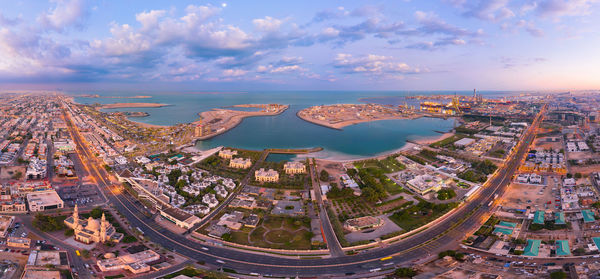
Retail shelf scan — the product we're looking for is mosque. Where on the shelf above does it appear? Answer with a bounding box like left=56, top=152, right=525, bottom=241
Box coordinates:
left=64, top=205, right=123, bottom=244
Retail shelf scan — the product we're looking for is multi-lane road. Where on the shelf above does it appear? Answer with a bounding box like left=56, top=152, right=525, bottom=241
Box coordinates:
left=62, top=99, right=545, bottom=277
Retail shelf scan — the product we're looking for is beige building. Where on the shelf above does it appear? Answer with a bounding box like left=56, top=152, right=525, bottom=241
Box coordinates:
left=22, top=269, right=61, bottom=279
left=218, top=149, right=238, bottom=159
left=283, top=161, right=306, bottom=174
left=229, top=157, right=252, bottom=169
left=160, top=207, right=201, bottom=229
left=0, top=215, right=14, bottom=238
left=26, top=190, right=64, bottom=212
left=64, top=205, right=123, bottom=244
left=97, top=249, right=160, bottom=274
left=7, top=236, right=30, bottom=248
left=255, top=168, right=279, bottom=183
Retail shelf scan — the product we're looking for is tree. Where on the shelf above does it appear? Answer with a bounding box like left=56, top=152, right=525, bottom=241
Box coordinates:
left=90, top=207, right=103, bottom=219
left=319, top=170, right=330, bottom=182
left=64, top=229, right=74, bottom=237
left=221, top=233, right=232, bottom=242
left=347, top=169, right=357, bottom=177
left=575, top=172, right=582, bottom=179
left=391, top=267, right=417, bottom=278
left=550, top=271, right=566, bottom=279
left=437, top=188, right=456, bottom=200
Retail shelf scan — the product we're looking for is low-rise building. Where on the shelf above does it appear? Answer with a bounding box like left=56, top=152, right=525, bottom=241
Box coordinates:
left=343, top=216, right=384, bottom=232
left=159, top=207, right=201, bottom=229
left=255, top=168, right=279, bottom=182
left=26, top=190, right=64, bottom=212
left=229, top=157, right=252, bottom=169
left=7, top=236, right=31, bottom=248
left=97, top=249, right=160, bottom=274
left=0, top=215, right=14, bottom=238
left=407, top=174, right=444, bottom=195
left=218, top=149, right=238, bottom=159
left=283, top=161, right=306, bottom=174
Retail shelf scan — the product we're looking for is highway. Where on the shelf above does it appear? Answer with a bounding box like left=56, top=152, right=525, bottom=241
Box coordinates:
left=62, top=99, right=545, bottom=277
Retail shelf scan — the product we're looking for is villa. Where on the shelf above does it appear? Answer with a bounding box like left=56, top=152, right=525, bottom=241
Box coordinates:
left=255, top=168, right=279, bottom=183
left=219, top=149, right=238, bottom=159
left=229, top=157, right=252, bottom=169
left=283, top=161, right=306, bottom=174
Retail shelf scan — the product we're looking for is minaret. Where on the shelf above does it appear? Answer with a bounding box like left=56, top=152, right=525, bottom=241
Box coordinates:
left=73, top=204, right=80, bottom=230
left=73, top=204, right=79, bottom=221
left=100, top=213, right=107, bottom=242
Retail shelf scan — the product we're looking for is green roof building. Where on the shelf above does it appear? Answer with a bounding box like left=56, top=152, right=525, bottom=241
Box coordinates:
left=554, top=212, right=566, bottom=225
left=592, top=237, right=600, bottom=250
left=493, top=227, right=513, bottom=235
left=555, top=240, right=570, bottom=256
left=523, top=239, right=541, bottom=257
left=582, top=210, right=595, bottom=223
left=533, top=210, right=545, bottom=225
left=498, top=221, right=517, bottom=228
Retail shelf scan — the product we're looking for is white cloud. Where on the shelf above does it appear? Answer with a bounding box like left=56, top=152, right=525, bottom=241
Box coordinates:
left=38, top=0, right=87, bottom=31
left=253, top=16, right=284, bottom=32
left=136, top=10, right=166, bottom=32
left=222, top=68, right=247, bottom=77
left=333, top=53, right=421, bottom=76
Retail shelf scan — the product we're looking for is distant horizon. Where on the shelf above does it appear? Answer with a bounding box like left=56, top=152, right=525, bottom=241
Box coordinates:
left=0, top=88, right=596, bottom=94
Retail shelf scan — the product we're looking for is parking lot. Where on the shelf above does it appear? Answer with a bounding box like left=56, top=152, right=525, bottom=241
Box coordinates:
left=57, top=184, right=105, bottom=207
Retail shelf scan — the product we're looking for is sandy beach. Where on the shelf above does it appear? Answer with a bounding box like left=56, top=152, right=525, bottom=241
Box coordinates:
left=100, top=102, right=168, bottom=109
left=126, top=118, right=170, bottom=129
left=410, top=132, right=454, bottom=145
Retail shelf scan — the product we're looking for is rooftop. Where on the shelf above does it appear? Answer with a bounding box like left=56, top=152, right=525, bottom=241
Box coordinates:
left=523, top=239, right=541, bottom=257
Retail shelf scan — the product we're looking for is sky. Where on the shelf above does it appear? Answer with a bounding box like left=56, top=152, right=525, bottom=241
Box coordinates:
left=1, top=0, right=599, bottom=92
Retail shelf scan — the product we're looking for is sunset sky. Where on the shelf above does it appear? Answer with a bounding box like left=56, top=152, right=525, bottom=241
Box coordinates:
left=1, top=0, right=599, bottom=91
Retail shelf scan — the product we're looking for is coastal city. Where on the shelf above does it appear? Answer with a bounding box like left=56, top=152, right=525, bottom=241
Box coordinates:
left=3, top=1, right=600, bottom=278
left=0, top=89, right=599, bottom=279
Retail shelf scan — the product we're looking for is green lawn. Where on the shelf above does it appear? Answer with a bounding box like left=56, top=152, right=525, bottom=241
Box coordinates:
left=354, top=155, right=406, bottom=174
left=390, top=201, right=458, bottom=231
left=430, top=134, right=467, bottom=148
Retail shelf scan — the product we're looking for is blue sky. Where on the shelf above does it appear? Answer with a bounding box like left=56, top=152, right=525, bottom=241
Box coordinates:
left=1, top=0, right=599, bottom=91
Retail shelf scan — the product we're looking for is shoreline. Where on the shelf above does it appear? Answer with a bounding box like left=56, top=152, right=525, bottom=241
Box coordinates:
left=296, top=104, right=421, bottom=129
left=193, top=105, right=289, bottom=141
left=409, top=131, right=454, bottom=145
left=100, top=102, right=169, bottom=109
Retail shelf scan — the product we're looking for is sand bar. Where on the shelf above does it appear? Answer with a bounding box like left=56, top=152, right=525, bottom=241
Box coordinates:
left=297, top=103, right=420, bottom=129
left=194, top=104, right=289, bottom=140
left=100, top=102, right=169, bottom=109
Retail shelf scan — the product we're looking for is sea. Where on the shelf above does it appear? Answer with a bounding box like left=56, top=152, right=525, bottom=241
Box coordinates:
left=70, top=91, right=514, bottom=160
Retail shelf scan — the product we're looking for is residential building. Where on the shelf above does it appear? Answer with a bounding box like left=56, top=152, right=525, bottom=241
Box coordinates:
left=283, top=161, right=306, bottom=174
left=255, top=168, right=279, bottom=182
left=229, top=157, right=252, bottom=169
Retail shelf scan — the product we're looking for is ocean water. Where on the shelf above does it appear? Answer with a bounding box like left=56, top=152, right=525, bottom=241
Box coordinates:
left=70, top=91, right=511, bottom=159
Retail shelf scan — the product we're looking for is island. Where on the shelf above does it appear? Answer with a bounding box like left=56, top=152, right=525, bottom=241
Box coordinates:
left=297, top=103, right=419, bottom=129
left=116, top=111, right=150, bottom=117
left=100, top=102, right=169, bottom=109
left=78, top=94, right=152, bottom=99
left=194, top=104, right=288, bottom=140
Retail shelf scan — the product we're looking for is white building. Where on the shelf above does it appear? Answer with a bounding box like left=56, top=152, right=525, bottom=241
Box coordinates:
left=26, top=190, right=64, bottom=212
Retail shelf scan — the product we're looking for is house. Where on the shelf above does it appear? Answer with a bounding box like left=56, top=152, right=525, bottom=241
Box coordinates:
left=255, top=168, right=279, bottom=182
left=229, top=157, right=252, bottom=169
left=218, top=149, right=238, bottom=159
left=283, top=161, right=306, bottom=174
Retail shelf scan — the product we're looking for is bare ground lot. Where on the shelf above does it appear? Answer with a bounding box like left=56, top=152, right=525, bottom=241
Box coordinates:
left=500, top=178, right=559, bottom=211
